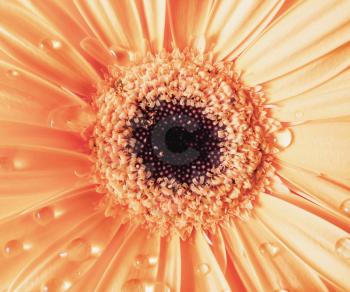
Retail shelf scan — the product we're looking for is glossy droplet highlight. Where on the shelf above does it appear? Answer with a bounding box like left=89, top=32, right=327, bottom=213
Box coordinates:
left=340, top=199, right=350, bottom=217
left=3, top=240, right=23, bottom=257
left=259, top=242, right=280, bottom=257
left=33, top=206, right=55, bottom=225
left=274, top=128, right=292, bottom=149
left=66, top=238, right=91, bottom=261
left=7, top=69, right=20, bottom=77
left=39, top=38, right=62, bottom=51
left=335, top=237, right=350, bottom=260
left=294, top=111, right=304, bottom=120
left=122, top=279, right=171, bottom=292
left=196, top=263, right=211, bottom=275
left=134, top=254, right=158, bottom=269
left=48, top=105, right=95, bottom=131
left=41, top=279, right=64, bottom=292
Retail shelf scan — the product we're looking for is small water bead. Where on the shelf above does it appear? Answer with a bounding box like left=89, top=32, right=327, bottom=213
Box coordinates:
left=39, top=38, right=63, bottom=51
left=122, top=279, right=171, bottom=292
left=66, top=238, right=91, bottom=262
left=196, top=263, right=211, bottom=275
left=6, top=69, right=20, bottom=77
left=134, top=254, right=158, bottom=269
left=335, top=237, right=350, bottom=260
left=259, top=242, right=280, bottom=257
left=33, top=206, right=55, bottom=225
left=41, top=279, right=64, bottom=292
left=340, top=199, right=350, bottom=217
left=3, top=240, right=23, bottom=257
left=294, top=111, right=304, bottom=120
left=273, top=128, right=292, bottom=149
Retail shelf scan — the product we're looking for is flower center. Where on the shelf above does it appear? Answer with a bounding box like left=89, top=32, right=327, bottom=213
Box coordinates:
left=91, top=49, right=278, bottom=238
left=130, top=101, right=224, bottom=184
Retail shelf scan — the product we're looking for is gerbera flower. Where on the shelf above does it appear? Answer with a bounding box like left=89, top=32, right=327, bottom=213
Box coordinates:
left=0, top=0, right=349, bottom=291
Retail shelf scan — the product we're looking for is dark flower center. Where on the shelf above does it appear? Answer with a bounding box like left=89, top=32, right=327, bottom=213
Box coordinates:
left=130, top=100, right=225, bottom=184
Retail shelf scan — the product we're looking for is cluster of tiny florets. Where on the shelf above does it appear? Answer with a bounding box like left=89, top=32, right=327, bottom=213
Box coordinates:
left=91, top=49, right=279, bottom=238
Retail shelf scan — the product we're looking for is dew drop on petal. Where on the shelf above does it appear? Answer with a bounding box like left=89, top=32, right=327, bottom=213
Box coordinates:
left=274, top=289, right=289, bottom=292
left=340, top=199, right=350, bottom=217
left=122, top=279, right=171, bottom=292
left=39, top=38, right=63, bottom=51
left=6, top=69, right=20, bottom=78
left=33, top=207, right=55, bottom=225
left=196, top=263, right=211, bottom=275
left=273, top=128, right=292, bottom=149
left=66, top=238, right=91, bottom=262
left=134, top=254, right=158, bottom=269
left=259, top=242, right=280, bottom=257
left=41, top=279, right=64, bottom=292
left=335, top=237, right=350, bottom=260
left=3, top=240, right=23, bottom=257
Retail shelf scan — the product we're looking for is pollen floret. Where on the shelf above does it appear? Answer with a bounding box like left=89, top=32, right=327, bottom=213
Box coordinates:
left=91, top=49, right=279, bottom=238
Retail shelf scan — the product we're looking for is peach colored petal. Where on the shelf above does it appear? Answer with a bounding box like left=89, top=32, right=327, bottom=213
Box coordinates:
left=180, top=231, right=231, bottom=292
left=222, top=218, right=327, bottom=291
left=0, top=121, right=89, bottom=153
left=80, top=37, right=116, bottom=66
left=208, top=229, right=227, bottom=273
left=271, top=68, right=350, bottom=122
left=157, top=235, right=181, bottom=292
left=74, top=0, right=146, bottom=56
left=0, top=3, right=100, bottom=96
left=276, top=163, right=350, bottom=221
left=0, top=187, right=103, bottom=290
left=256, top=194, right=350, bottom=291
left=0, top=61, right=90, bottom=127
left=264, top=42, right=350, bottom=103
left=236, top=0, right=350, bottom=85
left=205, top=0, right=284, bottom=60
left=167, top=0, right=213, bottom=50
left=0, top=146, right=92, bottom=198
left=276, top=121, right=350, bottom=179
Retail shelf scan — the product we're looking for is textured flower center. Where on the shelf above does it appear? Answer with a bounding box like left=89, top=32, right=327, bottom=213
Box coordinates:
left=91, top=49, right=278, bottom=238
left=130, top=101, right=224, bottom=184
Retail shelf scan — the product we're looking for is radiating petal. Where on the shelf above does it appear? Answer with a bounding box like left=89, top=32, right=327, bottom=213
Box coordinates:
left=157, top=235, right=181, bottom=292
left=0, top=2, right=100, bottom=95
left=74, top=0, right=146, bottom=56
left=256, top=194, right=350, bottom=291
left=0, top=61, right=91, bottom=127
left=206, top=0, right=284, bottom=60
left=167, top=0, right=213, bottom=49
left=236, top=0, right=350, bottom=85
left=180, top=231, right=231, bottom=292
left=277, top=163, right=350, bottom=221
left=0, top=187, right=103, bottom=290
left=141, top=0, right=166, bottom=53
left=276, top=121, right=350, bottom=179
left=0, top=121, right=89, bottom=153
left=208, top=229, right=227, bottom=273
left=271, top=68, right=350, bottom=122
left=264, top=43, right=350, bottom=102
left=222, top=218, right=327, bottom=292
left=0, top=146, right=92, bottom=197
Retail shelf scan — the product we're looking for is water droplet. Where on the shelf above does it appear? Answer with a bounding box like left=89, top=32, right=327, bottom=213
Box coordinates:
left=134, top=254, right=158, bottom=269
left=66, top=238, right=91, bottom=261
left=259, top=242, right=280, bottom=257
left=47, top=105, right=95, bottom=131
left=33, top=207, right=55, bottom=225
left=274, top=289, right=289, bottom=292
left=3, top=240, right=23, bottom=257
left=340, top=199, right=350, bottom=217
left=196, top=263, right=210, bottom=275
left=273, top=128, right=292, bottom=149
left=122, top=279, right=171, bottom=292
left=335, top=237, right=350, bottom=260
left=39, top=38, right=62, bottom=51
left=41, top=279, right=64, bottom=292
left=7, top=69, right=20, bottom=77
left=295, top=111, right=304, bottom=120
